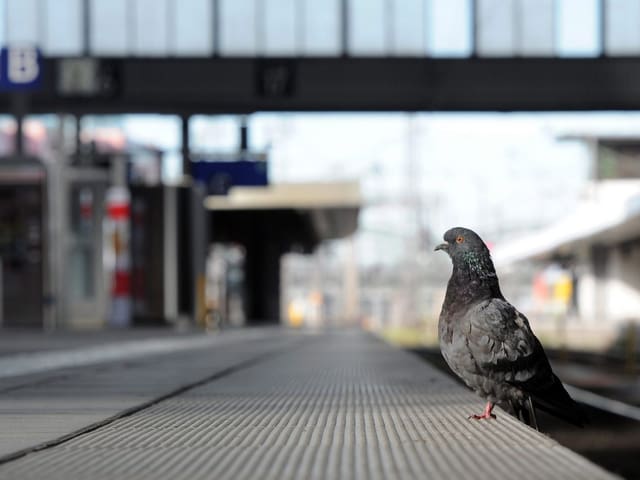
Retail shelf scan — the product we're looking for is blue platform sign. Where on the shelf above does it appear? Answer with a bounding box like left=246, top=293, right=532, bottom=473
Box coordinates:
left=0, top=46, right=42, bottom=91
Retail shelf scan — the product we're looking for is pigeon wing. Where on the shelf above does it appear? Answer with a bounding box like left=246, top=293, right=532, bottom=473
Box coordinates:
left=465, top=299, right=586, bottom=426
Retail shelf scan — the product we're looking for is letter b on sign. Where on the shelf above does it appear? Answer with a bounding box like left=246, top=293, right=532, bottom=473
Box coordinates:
left=0, top=46, right=42, bottom=90
left=8, top=47, right=39, bottom=83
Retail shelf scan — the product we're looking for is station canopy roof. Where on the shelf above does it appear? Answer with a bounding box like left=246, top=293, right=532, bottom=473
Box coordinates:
left=204, top=181, right=361, bottom=241
left=493, top=180, right=640, bottom=267
left=6, top=0, right=640, bottom=61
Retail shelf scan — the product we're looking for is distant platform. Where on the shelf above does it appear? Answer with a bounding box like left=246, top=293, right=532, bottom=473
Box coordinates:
left=0, top=328, right=617, bottom=479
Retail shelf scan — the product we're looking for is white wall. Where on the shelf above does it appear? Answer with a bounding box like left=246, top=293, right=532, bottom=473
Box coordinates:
left=606, top=245, right=640, bottom=324
left=576, top=242, right=640, bottom=330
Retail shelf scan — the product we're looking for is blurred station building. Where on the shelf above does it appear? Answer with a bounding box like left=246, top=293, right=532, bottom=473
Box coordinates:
left=1, top=0, right=640, bottom=352
left=494, top=135, right=640, bottom=351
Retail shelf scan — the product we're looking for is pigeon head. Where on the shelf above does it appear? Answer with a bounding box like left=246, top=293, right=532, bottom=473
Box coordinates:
left=436, top=227, right=503, bottom=301
left=435, top=227, right=488, bottom=257
left=435, top=227, right=495, bottom=270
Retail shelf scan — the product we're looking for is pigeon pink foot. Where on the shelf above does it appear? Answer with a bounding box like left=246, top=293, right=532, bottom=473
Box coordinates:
left=468, top=402, right=496, bottom=420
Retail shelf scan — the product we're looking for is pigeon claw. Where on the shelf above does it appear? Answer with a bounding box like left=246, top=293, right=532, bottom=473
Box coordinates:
left=468, top=402, right=496, bottom=420
left=468, top=412, right=497, bottom=420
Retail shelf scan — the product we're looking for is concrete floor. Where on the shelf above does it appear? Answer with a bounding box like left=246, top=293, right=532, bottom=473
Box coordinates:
left=0, top=328, right=620, bottom=479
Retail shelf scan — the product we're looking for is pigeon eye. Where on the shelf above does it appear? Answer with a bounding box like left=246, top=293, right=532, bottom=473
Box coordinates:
left=456, top=235, right=465, bottom=244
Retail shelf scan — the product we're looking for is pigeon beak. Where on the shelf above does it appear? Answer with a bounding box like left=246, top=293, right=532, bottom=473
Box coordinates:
left=434, top=243, right=449, bottom=252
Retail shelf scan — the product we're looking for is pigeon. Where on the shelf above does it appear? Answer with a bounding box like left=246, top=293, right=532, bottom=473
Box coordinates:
left=435, top=227, right=586, bottom=428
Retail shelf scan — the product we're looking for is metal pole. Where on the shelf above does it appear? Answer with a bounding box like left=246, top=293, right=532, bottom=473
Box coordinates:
left=341, top=0, right=348, bottom=56
left=181, top=114, right=191, bottom=179
left=0, top=256, right=3, bottom=327
left=11, top=93, right=27, bottom=156
left=83, top=0, right=90, bottom=55
left=599, top=0, right=607, bottom=57
left=470, top=0, right=478, bottom=58
left=44, top=114, right=69, bottom=331
left=75, top=114, right=82, bottom=159
left=239, top=115, right=249, bottom=153
left=15, top=114, right=23, bottom=155
left=212, top=0, right=219, bottom=56
left=190, top=184, right=207, bottom=326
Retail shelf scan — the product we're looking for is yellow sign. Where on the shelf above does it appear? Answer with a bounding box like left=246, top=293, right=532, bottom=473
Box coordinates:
left=553, top=273, right=573, bottom=305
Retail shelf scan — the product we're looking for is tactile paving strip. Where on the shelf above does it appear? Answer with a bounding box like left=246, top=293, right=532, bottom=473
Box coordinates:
left=0, top=331, right=618, bottom=480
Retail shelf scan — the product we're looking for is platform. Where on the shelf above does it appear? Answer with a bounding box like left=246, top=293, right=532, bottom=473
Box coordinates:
left=0, top=328, right=618, bottom=479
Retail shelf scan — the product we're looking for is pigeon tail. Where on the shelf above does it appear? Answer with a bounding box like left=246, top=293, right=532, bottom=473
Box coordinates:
left=511, top=397, right=539, bottom=430
left=526, top=374, right=588, bottom=427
